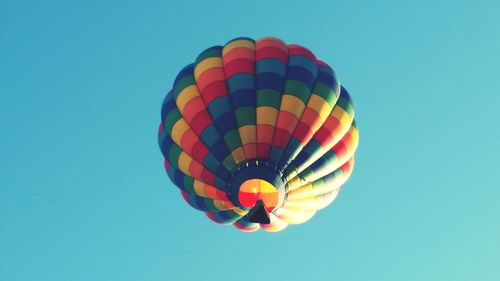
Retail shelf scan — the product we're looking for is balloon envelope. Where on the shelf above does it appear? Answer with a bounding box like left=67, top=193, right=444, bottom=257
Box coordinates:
left=158, top=37, right=358, bottom=232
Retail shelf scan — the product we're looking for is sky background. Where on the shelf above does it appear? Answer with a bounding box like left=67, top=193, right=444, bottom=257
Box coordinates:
left=1, top=0, right=500, bottom=280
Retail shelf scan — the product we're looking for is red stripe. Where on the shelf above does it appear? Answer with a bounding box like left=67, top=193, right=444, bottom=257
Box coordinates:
left=181, top=190, right=190, bottom=202
left=293, top=122, right=314, bottom=145
left=182, top=97, right=205, bottom=122
left=191, top=140, right=209, bottom=161
left=257, top=143, right=271, bottom=159
left=216, top=189, right=228, bottom=200
left=314, top=128, right=333, bottom=147
left=276, top=111, right=299, bottom=134
left=272, top=128, right=291, bottom=149
left=196, top=68, right=225, bottom=92
left=200, top=168, right=216, bottom=184
left=301, top=107, right=320, bottom=126
left=288, top=45, right=316, bottom=61
left=243, top=144, right=257, bottom=159
left=257, top=124, right=274, bottom=143
left=341, top=133, right=354, bottom=150
left=223, top=47, right=254, bottom=63
left=180, top=129, right=198, bottom=154
left=190, top=111, right=212, bottom=134
left=234, top=222, right=247, bottom=230
left=322, top=115, right=340, bottom=131
left=341, top=159, right=353, bottom=174
left=205, top=212, right=221, bottom=223
left=201, top=81, right=228, bottom=104
left=317, top=60, right=329, bottom=66
left=333, top=141, right=347, bottom=160
left=224, top=59, right=255, bottom=77
left=256, top=47, right=288, bottom=63
left=189, top=161, right=204, bottom=179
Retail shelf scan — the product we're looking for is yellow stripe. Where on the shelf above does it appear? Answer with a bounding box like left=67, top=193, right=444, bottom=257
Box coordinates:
left=222, top=40, right=255, bottom=56
left=220, top=200, right=234, bottom=209
left=287, top=181, right=342, bottom=201
left=347, top=125, right=359, bottom=152
left=286, top=176, right=304, bottom=191
left=259, top=180, right=277, bottom=193
left=284, top=169, right=298, bottom=182
left=176, top=85, right=199, bottom=112
left=281, top=95, right=305, bottom=118
left=257, top=107, right=278, bottom=125
left=284, top=190, right=340, bottom=211
left=213, top=200, right=231, bottom=211
left=275, top=208, right=315, bottom=224
left=332, top=107, right=351, bottom=128
left=238, top=125, right=256, bottom=145
left=171, top=119, right=189, bottom=145
left=308, top=94, right=332, bottom=120
left=193, top=180, right=206, bottom=197
left=178, top=152, right=192, bottom=176
left=194, top=57, right=223, bottom=80
left=286, top=183, right=313, bottom=200
left=233, top=208, right=248, bottom=216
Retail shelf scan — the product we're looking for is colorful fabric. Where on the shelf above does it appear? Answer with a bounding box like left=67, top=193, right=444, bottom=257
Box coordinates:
left=158, top=37, right=359, bottom=232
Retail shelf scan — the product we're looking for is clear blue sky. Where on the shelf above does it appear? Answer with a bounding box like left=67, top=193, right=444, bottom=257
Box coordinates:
left=1, top=0, right=499, bottom=280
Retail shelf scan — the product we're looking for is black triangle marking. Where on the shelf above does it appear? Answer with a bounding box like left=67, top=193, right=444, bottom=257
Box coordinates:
left=247, top=199, right=271, bottom=224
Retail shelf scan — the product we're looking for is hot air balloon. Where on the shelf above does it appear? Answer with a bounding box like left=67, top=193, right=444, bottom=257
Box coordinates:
left=158, top=37, right=358, bottom=232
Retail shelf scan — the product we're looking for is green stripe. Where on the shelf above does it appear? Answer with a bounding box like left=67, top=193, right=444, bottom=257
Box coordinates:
left=164, top=110, right=182, bottom=132
left=168, top=145, right=182, bottom=165
left=313, top=82, right=337, bottom=104
left=203, top=198, right=216, bottom=211
left=223, top=155, right=236, bottom=172
left=173, top=75, right=196, bottom=98
left=182, top=176, right=196, bottom=194
left=225, top=37, right=255, bottom=45
left=311, top=178, right=325, bottom=189
left=284, top=80, right=311, bottom=103
left=257, top=89, right=281, bottom=108
left=336, top=96, right=354, bottom=117
left=351, top=119, right=358, bottom=129
left=223, top=130, right=242, bottom=151
left=235, top=107, right=256, bottom=126
left=195, top=48, right=222, bottom=64
left=298, top=168, right=314, bottom=182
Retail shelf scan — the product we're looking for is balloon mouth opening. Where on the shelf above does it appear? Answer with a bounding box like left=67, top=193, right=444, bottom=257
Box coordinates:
left=238, top=178, right=278, bottom=212
left=229, top=160, right=287, bottom=213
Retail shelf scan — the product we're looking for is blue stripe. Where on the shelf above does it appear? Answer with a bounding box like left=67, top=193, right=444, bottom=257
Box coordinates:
left=227, top=73, right=255, bottom=92
left=288, top=55, right=317, bottom=77
left=173, top=64, right=195, bottom=85
left=215, top=112, right=238, bottom=134
left=231, top=89, right=255, bottom=107
left=286, top=66, right=316, bottom=89
left=200, top=125, right=219, bottom=147
left=256, top=73, right=285, bottom=91
left=256, top=58, right=287, bottom=75
left=208, top=97, right=233, bottom=120
left=210, top=139, right=229, bottom=160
